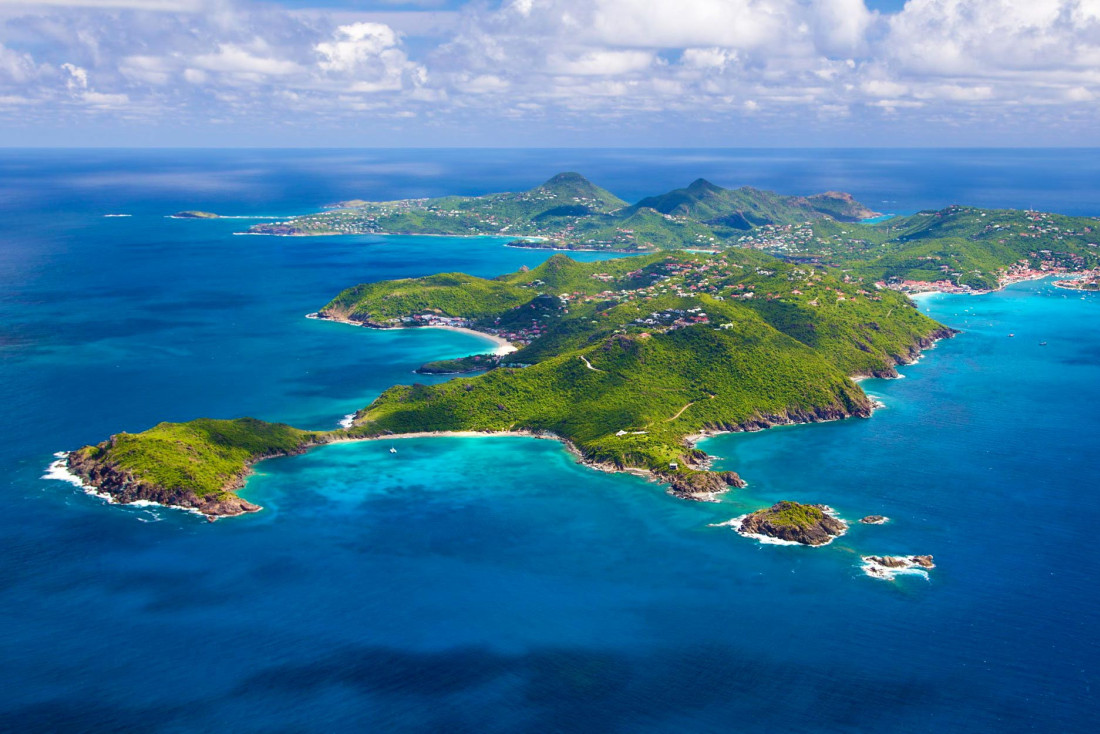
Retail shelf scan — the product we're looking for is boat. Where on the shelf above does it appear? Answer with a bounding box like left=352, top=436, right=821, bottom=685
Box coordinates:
left=389, top=447, right=397, bottom=454
left=1008, top=333, right=1015, bottom=337
left=1039, top=341, right=1047, bottom=346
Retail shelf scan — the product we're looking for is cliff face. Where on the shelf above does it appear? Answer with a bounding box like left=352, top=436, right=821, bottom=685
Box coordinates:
left=858, top=326, right=960, bottom=379
left=66, top=449, right=270, bottom=518
left=65, top=427, right=329, bottom=519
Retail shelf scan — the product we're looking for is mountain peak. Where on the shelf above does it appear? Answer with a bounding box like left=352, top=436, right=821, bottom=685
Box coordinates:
left=687, top=178, right=722, bottom=193
left=529, top=172, right=627, bottom=211
left=542, top=172, right=590, bottom=187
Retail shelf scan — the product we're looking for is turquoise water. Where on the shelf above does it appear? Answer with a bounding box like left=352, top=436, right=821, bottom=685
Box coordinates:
left=2, top=150, right=1098, bottom=732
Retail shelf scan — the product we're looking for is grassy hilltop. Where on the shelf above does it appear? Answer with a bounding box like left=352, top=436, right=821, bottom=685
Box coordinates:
left=68, top=250, right=949, bottom=516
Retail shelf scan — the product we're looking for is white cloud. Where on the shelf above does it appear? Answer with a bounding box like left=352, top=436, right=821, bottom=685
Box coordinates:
left=549, top=50, right=653, bottom=76
left=316, top=23, right=400, bottom=73
left=81, top=89, right=128, bottom=106
left=193, top=44, right=302, bottom=77
left=61, top=61, right=87, bottom=90
left=0, top=0, right=1096, bottom=142
left=315, top=22, right=425, bottom=92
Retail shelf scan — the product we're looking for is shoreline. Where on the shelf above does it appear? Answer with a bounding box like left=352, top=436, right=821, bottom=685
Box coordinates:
left=502, top=243, right=648, bottom=254
left=54, top=305, right=957, bottom=522
left=308, top=312, right=517, bottom=355
left=710, top=505, right=848, bottom=547
left=242, top=229, right=524, bottom=239
left=686, top=326, right=954, bottom=452
left=48, top=428, right=658, bottom=520
left=44, top=452, right=209, bottom=519
left=897, top=271, right=1060, bottom=299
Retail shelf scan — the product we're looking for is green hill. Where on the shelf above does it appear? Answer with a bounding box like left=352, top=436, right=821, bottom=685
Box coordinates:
left=632, top=179, right=879, bottom=229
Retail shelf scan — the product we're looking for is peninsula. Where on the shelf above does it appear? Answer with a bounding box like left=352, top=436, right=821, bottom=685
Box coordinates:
left=62, top=245, right=950, bottom=517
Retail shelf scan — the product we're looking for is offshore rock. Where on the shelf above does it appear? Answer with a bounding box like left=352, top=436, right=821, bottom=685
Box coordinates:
left=738, top=501, right=848, bottom=546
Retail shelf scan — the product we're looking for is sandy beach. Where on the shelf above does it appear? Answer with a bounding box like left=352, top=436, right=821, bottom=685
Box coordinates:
left=307, top=313, right=517, bottom=355
left=423, top=325, right=517, bottom=355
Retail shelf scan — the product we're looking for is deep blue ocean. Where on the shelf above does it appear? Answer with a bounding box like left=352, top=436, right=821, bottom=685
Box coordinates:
left=1, top=149, right=1097, bottom=732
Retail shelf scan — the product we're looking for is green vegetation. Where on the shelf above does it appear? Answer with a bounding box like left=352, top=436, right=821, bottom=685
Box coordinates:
left=323, top=273, right=530, bottom=324
left=327, top=250, right=942, bottom=475
left=250, top=173, right=1099, bottom=292
left=632, top=179, right=877, bottom=230
left=749, top=206, right=1100, bottom=290
left=416, top=354, right=498, bottom=374
left=72, top=418, right=322, bottom=500
left=78, top=176, right=1098, bottom=518
left=248, top=173, right=876, bottom=253
left=72, top=248, right=949, bottom=514
left=173, top=211, right=220, bottom=219
left=754, top=500, right=826, bottom=529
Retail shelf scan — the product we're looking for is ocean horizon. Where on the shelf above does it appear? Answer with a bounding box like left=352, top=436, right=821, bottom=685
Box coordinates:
left=2, top=148, right=1097, bottom=732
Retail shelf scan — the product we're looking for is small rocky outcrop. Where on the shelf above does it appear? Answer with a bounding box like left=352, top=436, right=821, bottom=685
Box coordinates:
left=859, top=515, right=889, bottom=525
left=738, top=501, right=847, bottom=546
left=662, top=470, right=746, bottom=501
left=861, top=554, right=936, bottom=580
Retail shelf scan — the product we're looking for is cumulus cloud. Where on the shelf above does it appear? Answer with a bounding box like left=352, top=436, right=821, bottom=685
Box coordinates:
left=315, top=22, right=425, bottom=92
left=0, top=0, right=1096, bottom=142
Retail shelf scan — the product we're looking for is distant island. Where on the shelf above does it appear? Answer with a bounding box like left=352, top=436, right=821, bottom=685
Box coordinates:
left=57, top=172, right=1097, bottom=522
left=247, top=172, right=1100, bottom=294
left=171, top=211, right=220, bottom=219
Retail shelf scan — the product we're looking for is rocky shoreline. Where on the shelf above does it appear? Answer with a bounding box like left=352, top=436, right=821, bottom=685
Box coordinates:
left=64, top=439, right=329, bottom=520
left=854, top=326, right=960, bottom=379
left=53, top=316, right=952, bottom=522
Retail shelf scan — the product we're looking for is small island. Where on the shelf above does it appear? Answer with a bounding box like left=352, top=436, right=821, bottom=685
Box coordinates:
left=732, top=501, right=848, bottom=546
left=171, top=211, right=220, bottom=219
left=860, top=515, right=889, bottom=524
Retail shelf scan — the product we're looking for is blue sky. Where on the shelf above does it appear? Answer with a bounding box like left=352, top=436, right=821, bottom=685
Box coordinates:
left=0, top=0, right=1097, bottom=147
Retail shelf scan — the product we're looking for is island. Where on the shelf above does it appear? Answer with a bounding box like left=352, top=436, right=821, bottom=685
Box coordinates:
left=171, top=210, right=221, bottom=219
left=247, top=172, right=1100, bottom=294
left=730, top=501, right=848, bottom=546
left=62, top=171, right=1094, bottom=522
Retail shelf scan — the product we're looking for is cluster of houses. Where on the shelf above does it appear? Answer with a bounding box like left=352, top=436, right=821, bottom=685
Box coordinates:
left=631, top=307, right=710, bottom=332
left=734, top=222, right=819, bottom=254
left=399, top=314, right=470, bottom=328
